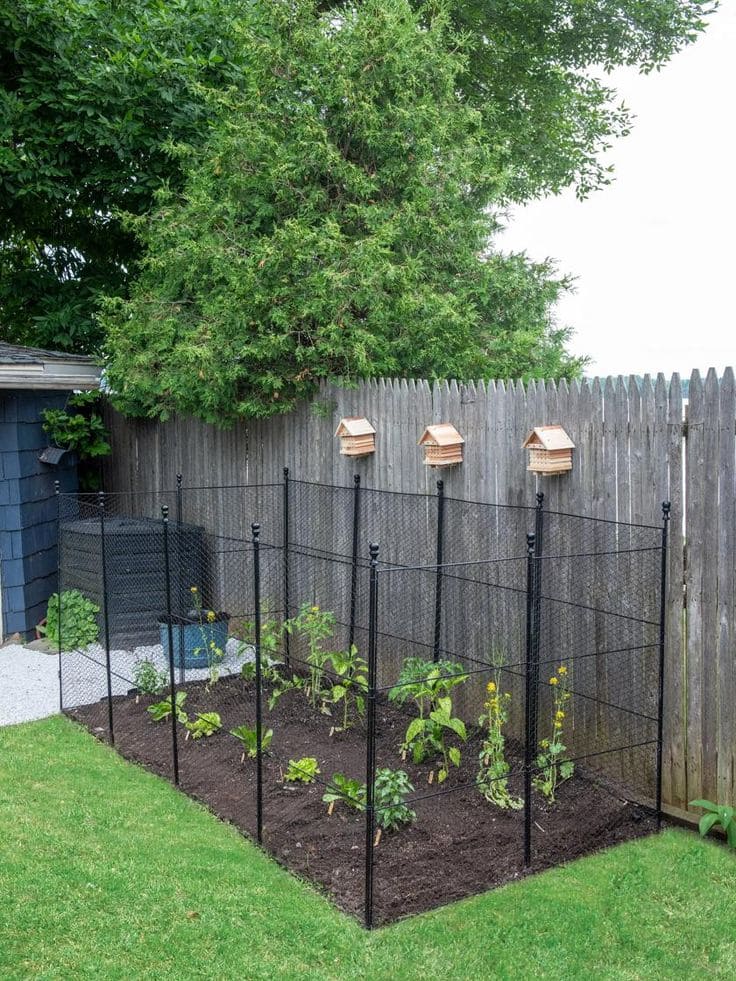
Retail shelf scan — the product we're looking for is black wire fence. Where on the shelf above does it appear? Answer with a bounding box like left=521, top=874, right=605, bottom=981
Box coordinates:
left=57, top=471, right=669, bottom=927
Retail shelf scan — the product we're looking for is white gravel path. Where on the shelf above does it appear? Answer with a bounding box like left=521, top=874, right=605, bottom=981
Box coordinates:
left=0, top=639, right=252, bottom=726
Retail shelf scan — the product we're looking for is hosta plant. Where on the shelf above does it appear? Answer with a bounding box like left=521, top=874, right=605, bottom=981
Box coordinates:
left=284, top=757, right=320, bottom=784
left=477, top=676, right=522, bottom=810
left=689, top=799, right=736, bottom=849
left=147, top=691, right=188, bottom=724
left=533, top=665, right=574, bottom=803
left=230, top=725, right=274, bottom=759
left=185, top=712, right=222, bottom=740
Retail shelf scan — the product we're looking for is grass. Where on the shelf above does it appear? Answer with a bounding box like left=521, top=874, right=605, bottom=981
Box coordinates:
left=0, top=717, right=734, bottom=980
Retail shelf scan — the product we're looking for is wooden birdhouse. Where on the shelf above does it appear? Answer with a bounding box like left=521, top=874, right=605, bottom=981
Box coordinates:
left=418, top=424, right=464, bottom=467
left=335, top=417, right=376, bottom=457
left=522, top=425, right=575, bottom=475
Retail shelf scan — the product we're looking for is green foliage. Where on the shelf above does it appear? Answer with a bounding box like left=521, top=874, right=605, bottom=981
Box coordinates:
left=325, top=645, right=368, bottom=732
left=41, top=590, right=99, bottom=650
left=185, top=712, right=222, bottom=740
left=389, top=657, right=468, bottom=718
left=132, top=660, right=168, bottom=697
left=690, top=799, right=736, bottom=850
left=284, top=758, right=320, bottom=784
left=373, top=768, right=416, bottom=832
left=476, top=675, right=523, bottom=811
left=533, top=666, right=575, bottom=803
left=322, top=773, right=366, bottom=812
left=284, top=603, right=336, bottom=708
left=41, top=392, right=110, bottom=460
left=2, top=1, right=711, bottom=357
left=147, top=691, right=188, bottom=724
left=230, top=725, right=273, bottom=759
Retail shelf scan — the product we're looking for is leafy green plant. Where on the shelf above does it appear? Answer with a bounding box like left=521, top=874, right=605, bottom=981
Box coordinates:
left=238, top=602, right=283, bottom=661
left=132, top=660, right=168, bottom=697
left=533, top=665, right=574, bottom=803
left=374, top=768, right=416, bottom=832
left=147, top=691, right=188, bottom=724
left=389, top=657, right=469, bottom=782
left=477, top=675, right=523, bottom=810
left=322, top=773, right=366, bottom=813
left=41, top=391, right=110, bottom=490
left=284, top=757, right=320, bottom=784
left=325, top=645, right=368, bottom=732
left=185, top=712, right=222, bottom=740
left=230, top=725, right=273, bottom=759
left=284, top=603, right=336, bottom=707
left=41, top=590, right=99, bottom=650
left=690, top=799, right=736, bottom=849
left=188, top=585, right=225, bottom=687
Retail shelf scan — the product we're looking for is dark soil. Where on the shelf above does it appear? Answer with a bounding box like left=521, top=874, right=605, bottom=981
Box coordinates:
left=68, top=675, right=657, bottom=926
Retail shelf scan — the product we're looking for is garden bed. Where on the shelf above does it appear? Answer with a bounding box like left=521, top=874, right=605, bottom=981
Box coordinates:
left=67, top=674, right=657, bottom=925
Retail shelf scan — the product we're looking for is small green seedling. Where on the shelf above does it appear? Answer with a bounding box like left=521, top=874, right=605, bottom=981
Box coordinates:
left=284, top=757, right=320, bottom=784
left=133, top=659, right=168, bottom=697
left=322, top=773, right=366, bottom=813
left=185, top=712, right=221, bottom=740
left=230, top=725, right=273, bottom=759
left=147, top=691, right=188, bottom=723
left=690, top=799, right=736, bottom=849
left=374, top=768, right=416, bottom=832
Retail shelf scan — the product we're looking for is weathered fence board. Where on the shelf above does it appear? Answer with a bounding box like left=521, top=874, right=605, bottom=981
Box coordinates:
left=102, top=370, right=736, bottom=814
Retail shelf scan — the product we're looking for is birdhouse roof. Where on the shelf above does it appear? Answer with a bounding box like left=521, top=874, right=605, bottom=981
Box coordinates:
left=418, top=424, right=464, bottom=446
left=335, top=417, right=376, bottom=437
left=522, top=425, right=575, bottom=451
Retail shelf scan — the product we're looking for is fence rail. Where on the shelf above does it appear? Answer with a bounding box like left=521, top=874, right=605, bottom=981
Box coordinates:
left=102, top=368, right=736, bottom=814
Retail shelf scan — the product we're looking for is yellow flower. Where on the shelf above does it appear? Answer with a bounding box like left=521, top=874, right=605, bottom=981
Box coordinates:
left=556, top=710, right=565, bottom=720
left=210, top=641, right=215, bottom=649
left=311, top=605, right=319, bottom=612
left=540, top=739, right=550, bottom=749
left=554, top=721, right=562, bottom=729
left=206, top=610, right=216, bottom=623
left=486, top=681, right=497, bottom=693
left=549, top=676, right=559, bottom=686
left=558, top=665, right=568, bottom=675
left=190, top=585, right=198, bottom=593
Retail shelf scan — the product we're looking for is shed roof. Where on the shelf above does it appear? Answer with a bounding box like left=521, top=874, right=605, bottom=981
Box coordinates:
left=0, top=342, right=101, bottom=390
left=335, top=417, right=376, bottom=437
left=522, top=425, right=575, bottom=451
left=418, top=423, right=464, bottom=446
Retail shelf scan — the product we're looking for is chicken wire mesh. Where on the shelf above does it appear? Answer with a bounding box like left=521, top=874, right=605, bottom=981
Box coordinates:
left=57, top=475, right=667, bottom=928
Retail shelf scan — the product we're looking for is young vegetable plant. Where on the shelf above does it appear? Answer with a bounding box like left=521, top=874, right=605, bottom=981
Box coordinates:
left=230, top=725, right=274, bottom=759
left=374, top=768, right=416, bottom=831
left=476, top=675, right=523, bottom=810
left=533, top=665, right=574, bottom=803
left=133, top=659, right=168, bottom=698
left=189, top=586, right=225, bottom=687
left=284, top=757, right=320, bottom=784
left=689, top=799, right=736, bottom=849
left=325, top=645, right=368, bottom=732
left=238, top=601, right=283, bottom=662
left=284, top=603, right=336, bottom=707
left=185, top=712, right=222, bottom=740
left=147, top=691, right=188, bottom=724
left=389, top=657, right=469, bottom=782
left=322, top=773, right=366, bottom=813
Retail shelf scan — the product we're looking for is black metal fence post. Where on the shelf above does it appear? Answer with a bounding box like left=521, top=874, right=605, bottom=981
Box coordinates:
left=55, top=480, right=63, bottom=712
left=364, top=541, right=379, bottom=930
left=348, top=474, right=362, bottom=652
left=433, top=480, right=445, bottom=661
left=532, top=491, right=545, bottom=728
left=98, top=491, right=115, bottom=745
left=523, top=531, right=538, bottom=868
left=253, top=522, right=264, bottom=844
left=282, top=468, right=290, bottom=667
left=162, top=505, right=180, bottom=786
left=655, top=501, right=671, bottom=829
left=176, top=473, right=185, bottom=686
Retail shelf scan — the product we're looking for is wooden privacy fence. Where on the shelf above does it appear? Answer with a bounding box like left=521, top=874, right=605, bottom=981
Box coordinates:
left=102, top=368, right=736, bottom=815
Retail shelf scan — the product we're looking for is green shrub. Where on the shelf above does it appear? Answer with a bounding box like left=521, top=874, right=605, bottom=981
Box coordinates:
left=41, top=590, right=99, bottom=650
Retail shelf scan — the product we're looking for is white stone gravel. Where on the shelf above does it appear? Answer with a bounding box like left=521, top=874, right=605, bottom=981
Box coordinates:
left=0, top=638, right=252, bottom=726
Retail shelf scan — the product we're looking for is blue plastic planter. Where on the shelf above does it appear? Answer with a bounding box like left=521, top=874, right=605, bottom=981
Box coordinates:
left=159, top=616, right=230, bottom=669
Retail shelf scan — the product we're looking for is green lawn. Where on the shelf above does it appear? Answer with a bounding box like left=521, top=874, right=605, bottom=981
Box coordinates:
left=0, top=717, right=734, bottom=980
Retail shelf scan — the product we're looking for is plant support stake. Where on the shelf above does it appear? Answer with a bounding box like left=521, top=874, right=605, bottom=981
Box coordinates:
left=364, top=541, right=379, bottom=929
left=655, top=501, right=671, bottom=829
left=433, top=480, right=445, bottom=662
left=176, top=473, right=185, bottom=686
left=523, top=531, right=539, bottom=868
left=348, top=474, right=361, bottom=652
left=55, top=480, right=63, bottom=713
left=253, top=522, right=264, bottom=844
left=161, top=505, right=180, bottom=786
left=283, top=468, right=290, bottom=669
left=98, top=491, right=115, bottom=746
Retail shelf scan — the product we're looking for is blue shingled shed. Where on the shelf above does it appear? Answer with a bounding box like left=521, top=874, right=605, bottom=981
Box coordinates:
left=0, top=342, right=101, bottom=641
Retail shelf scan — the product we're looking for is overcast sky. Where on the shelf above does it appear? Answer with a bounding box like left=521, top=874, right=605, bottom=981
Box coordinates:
left=499, top=0, right=736, bottom=380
